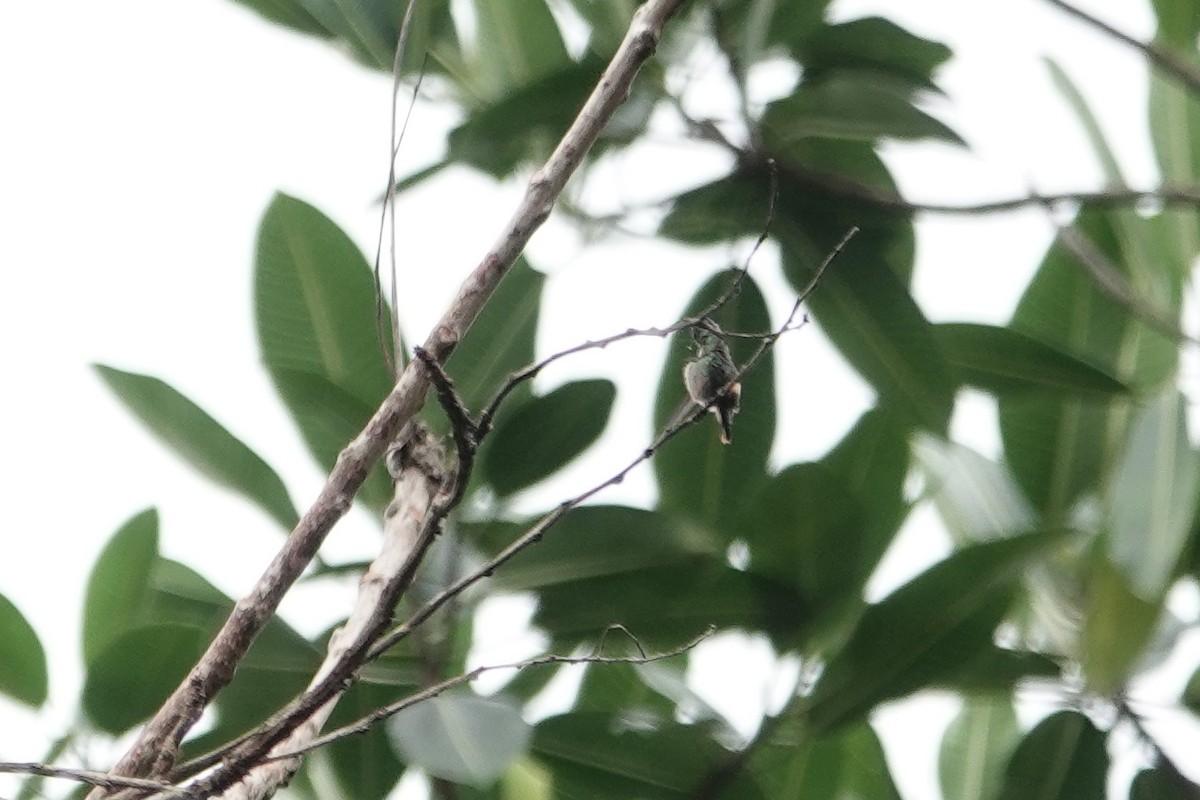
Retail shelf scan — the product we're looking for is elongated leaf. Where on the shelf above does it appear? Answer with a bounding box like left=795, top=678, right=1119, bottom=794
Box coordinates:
left=803, top=531, right=1064, bottom=735
left=325, top=683, right=407, bottom=800
left=1080, top=557, right=1160, bottom=695
left=797, top=17, right=951, bottom=92
left=533, top=558, right=809, bottom=652
left=444, top=258, right=543, bottom=415
left=995, top=711, right=1106, bottom=800
left=751, top=719, right=900, bottom=800
left=763, top=72, right=963, bottom=144
left=531, top=713, right=764, bottom=799
left=653, top=271, right=775, bottom=541
left=915, top=436, right=1037, bottom=545
left=822, top=408, right=911, bottom=577
left=0, top=594, right=47, bottom=707
left=481, top=379, right=615, bottom=496
left=271, top=369, right=394, bottom=510
left=782, top=240, right=955, bottom=432
left=463, top=506, right=708, bottom=591
left=225, top=0, right=329, bottom=36
left=933, top=323, right=1129, bottom=397
left=999, top=212, right=1174, bottom=521
left=744, top=463, right=866, bottom=628
left=82, top=509, right=158, bottom=664
left=468, top=0, right=570, bottom=97
left=388, top=692, right=530, bottom=788
left=939, top=697, right=1019, bottom=800
left=1131, top=765, right=1200, bottom=800
left=255, top=193, right=393, bottom=409
left=297, top=0, right=455, bottom=73
left=95, top=367, right=298, bottom=529
left=1108, top=389, right=1199, bottom=598
left=83, top=623, right=209, bottom=732
left=1184, top=663, right=1200, bottom=713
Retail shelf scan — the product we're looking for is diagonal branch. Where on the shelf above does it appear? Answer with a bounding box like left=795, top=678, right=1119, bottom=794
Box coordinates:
left=1043, top=0, right=1200, bottom=98
left=89, top=0, right=693, bottom=794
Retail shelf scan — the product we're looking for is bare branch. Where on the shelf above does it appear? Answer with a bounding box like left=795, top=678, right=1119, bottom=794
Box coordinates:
left=1055, top=224, right=1194, bottom=343
left=91, top=2, right=691, bottom=793
left=1043, top=0, right=1200, bottom=99
left=267, top=626, right=716, bottom=761
left=0, top=763, right=183, bottom=796
left=775, top=159, right=1200, bottom=215
left=1115, top=696, right=1200, bottom=800
left=371, top=227, right=857, bottom=662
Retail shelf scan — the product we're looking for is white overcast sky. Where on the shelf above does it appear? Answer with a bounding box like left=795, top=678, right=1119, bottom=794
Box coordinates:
left=2, top=0, right=1197, bottom=798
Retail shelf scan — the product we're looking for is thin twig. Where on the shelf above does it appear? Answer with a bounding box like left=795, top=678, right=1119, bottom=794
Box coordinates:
left=0, top=764, right=182, bottom=796
left=265, top=626, right=715, bottom=761
left=370, top=227, right=857, bottom=662
left=91, top=2, right=691, bottom=793
left=1043, top=0, right=1200, bottom=99
left=373, top=0, right=423, bottom=379
left=778, top=159, right=1200, bottom=215
left=476, top=165, right=779, bottom=436
left=1115, top=696, right=1200, bottom=800
left=1055, top=224, right=1194, bottom=344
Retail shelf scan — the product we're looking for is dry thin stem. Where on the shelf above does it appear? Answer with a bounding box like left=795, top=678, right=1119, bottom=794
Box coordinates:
left=1043, top=0, right=1200, bottom=98
left=91, top=1, right=690, bottom=794
left=477, top=163, right=780, bottom=434
left=369, top=226, right=858, bottom=663
left=1055, top=224, right=1194, bottom=344
left=267, top=626, right=716, bottom=761
left=0, top=764, right=184, bottom=796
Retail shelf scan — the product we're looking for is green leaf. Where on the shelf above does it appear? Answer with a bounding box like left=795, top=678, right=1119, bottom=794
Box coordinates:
left=822, top=408, right=911, bottom=578
left=83, top=623, right=209, bottom=733
left=533, top=559, right=809, bottom=652
left=939, top=697, right=1019, bottom=800
left=449, top=55, right=657, bottom=178
left=225, top=0, right=330, bottom=37
left=0, top=594, right=47, bottom=707
left=915, top=436, right=1037, bottom=545
left=653, top=271, right=775, bottom=541
left=744, top=463, right=867, bottom=628
left=933, top=323, right=1130, bottom=397
left=797, top=16, right=952, bottom=92
left=464, top=506, right=709, bottom=591
left=1080, top=557, right=1160, bottom=695
left=750, top=721, right=900, bottom=800
left=1131, top=765, right=1200, bottom=800
left=481, top=379, right=616, bottom=496
left=295, top=0, right=456, bottom=73
left=388, top=692, right=530, bottom=788
left=710, top=0, right=832, bottom=68
left=1107, top=389, right=1199, bottom=599
left=325, top=682, right=407, bottom=800
left=467, top=0, right=571, bottom=98
left=95, top=366, right=299, bottom=529
left=994, top=711, right=1107, bottom=800
left=802, top=531, right=1064, bottom=735
left=444, top=257, right=543, bottom=415
left=659, top=172, right=776, bottom=246
left=1151, top=0, right=1200, bottom=48
left=782, top=239, right=955, bottom=432
left=270, top=369, right=393, bottom=510
left=255, top=192, right=394, bottom=410
left=531, top=712, right=764, bottom=799
left=999, top=212, right=1175, bottom=521
left=762, top=71, right=963, bottom=144
left=1184, top=662, right=1200, bottom=713
left=82, top=509, right=159, bottom=664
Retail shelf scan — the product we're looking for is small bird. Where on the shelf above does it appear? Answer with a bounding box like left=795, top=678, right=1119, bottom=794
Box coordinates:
left=683, top=320, right=741, bottom=444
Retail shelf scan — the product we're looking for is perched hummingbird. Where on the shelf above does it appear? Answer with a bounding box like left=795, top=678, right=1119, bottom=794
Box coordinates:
left=683, top=320, right=741, bottom=444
